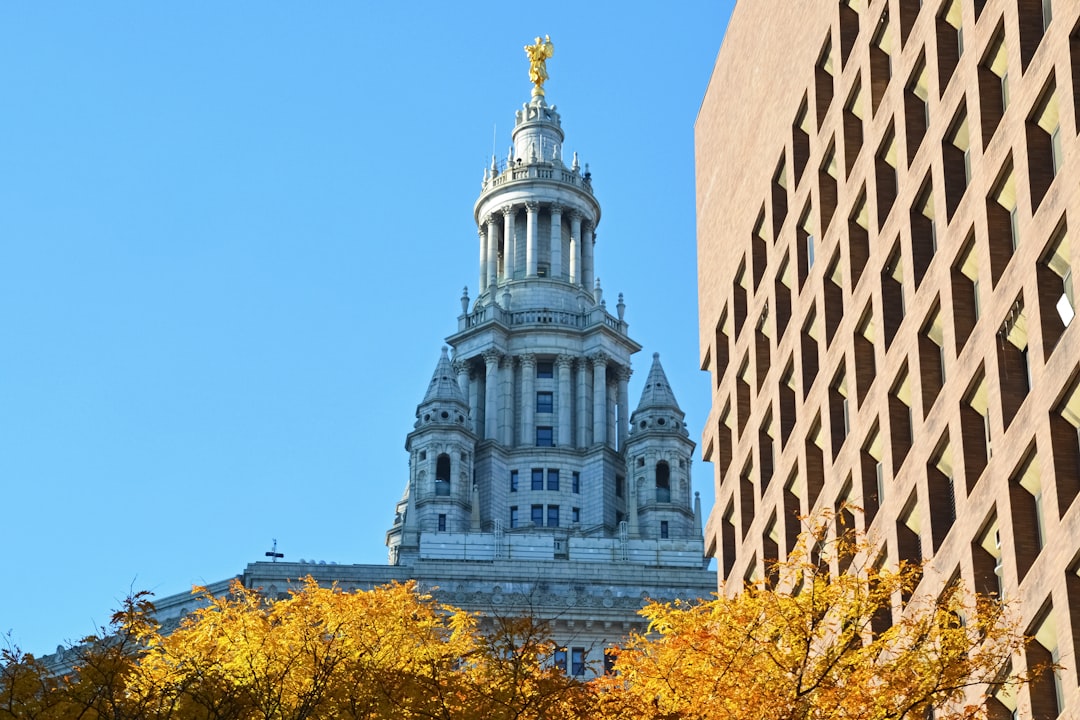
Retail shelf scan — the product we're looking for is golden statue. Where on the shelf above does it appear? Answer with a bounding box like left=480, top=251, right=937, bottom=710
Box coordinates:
left=524, top=35, right=554, bottom=97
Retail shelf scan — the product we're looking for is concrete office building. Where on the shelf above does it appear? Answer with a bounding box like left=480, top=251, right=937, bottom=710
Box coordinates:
left=697, top=1, right=1080, bottom=715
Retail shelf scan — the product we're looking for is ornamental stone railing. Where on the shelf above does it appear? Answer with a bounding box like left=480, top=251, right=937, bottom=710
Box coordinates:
left=460, top=303, right=626, bottom=335
left=483, top=163, right=593, bottom=194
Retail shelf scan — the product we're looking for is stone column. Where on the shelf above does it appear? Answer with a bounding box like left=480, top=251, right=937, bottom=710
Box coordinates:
left=525, top=202, right=539, bottom=277
left=607, top=376, right=617, bottom=450
left=550, top=202, right=563, bottom=280
left=520, top=353, right=536, bottom=447
left=556, top=354, right=573, bottom=448
left=486, top=214, right=499, bottom=289
left=575, top=358, right=589, bottom=446
left=454, top=359, right=470, bottom=410
left=500, top=356, right=514, bottom=445
left=502, top=205, right=515, bottom=281
left=616, top=365, right=631, bottom=451
left=478, top=227, right=488, bottom=295
left=483, top=350, right=501, bottom=440
left=569, top=211, right=582, bottom=286
left=582, top=222, right=595, bottom=290
left=591, top=352, right=608, bottom=447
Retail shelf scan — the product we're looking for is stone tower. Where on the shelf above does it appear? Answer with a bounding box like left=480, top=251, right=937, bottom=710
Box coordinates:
left=386, top=82, right=704, bottom=570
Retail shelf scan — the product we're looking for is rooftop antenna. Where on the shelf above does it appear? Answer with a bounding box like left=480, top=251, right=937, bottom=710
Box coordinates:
left=265, top=538, right=284, bottom=562
left=492, top=123, right=497, bottom=168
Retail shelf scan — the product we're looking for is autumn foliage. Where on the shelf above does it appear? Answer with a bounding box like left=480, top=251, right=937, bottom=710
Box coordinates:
left=2, top=527, right=1031, bottom=720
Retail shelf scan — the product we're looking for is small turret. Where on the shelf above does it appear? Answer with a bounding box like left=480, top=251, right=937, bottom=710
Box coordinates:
left=388, top=348, right=478, bottom=566
left=624, top=353, right=698, bottom=540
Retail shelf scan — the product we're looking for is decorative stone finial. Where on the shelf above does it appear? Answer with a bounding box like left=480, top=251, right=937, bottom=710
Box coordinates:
left=524, top=35, right=554, bottom=98
left=572, top=151, right=579, bottom=171
left=593, top=277, right=603, bottom=306
left=460, top=286, right=470, bottom=314
left=617, top=292, right=626, bottom=321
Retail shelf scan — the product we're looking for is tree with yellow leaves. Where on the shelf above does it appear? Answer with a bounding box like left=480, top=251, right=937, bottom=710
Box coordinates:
left=594, top=523, right=1030, bottom=720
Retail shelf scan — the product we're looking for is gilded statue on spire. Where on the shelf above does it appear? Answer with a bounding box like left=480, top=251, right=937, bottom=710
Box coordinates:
left=524, top=35, right=554, bottom=97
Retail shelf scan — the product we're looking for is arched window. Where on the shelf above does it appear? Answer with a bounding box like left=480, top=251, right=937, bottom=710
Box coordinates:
left=435, top=454, right=451, bottom=496
left=656, top=461, right=671, bottom=502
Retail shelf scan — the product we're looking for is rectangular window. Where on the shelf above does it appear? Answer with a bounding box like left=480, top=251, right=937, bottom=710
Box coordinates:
left=572, top=471, right=581, bottom=493
left=572, top=506, right=580, bottom=523
left=510, top=470, right=518, bottom=492
left=536, top=391, right=553, bottom=413
left=616, top=475, right=625, bottom=498
left=438, top=513, right=446, bottom=532
left=536, top=426, right=554, bottom=447
left=547, top=505, right=560, bottom=527
left=547, top=468, right=560, bottom=491
left=554, top=648, right=567, bottom=673
left=571, top=647, right=585, bottom=676
left=660, top=520, right=669, bottom=538
left=536, top=361, right=554, bottom=378
left=531, top=468, right=544, bottom=491
left=510, top=506, right=519, bottom=528
left=531, top=504, right=544, bottom=527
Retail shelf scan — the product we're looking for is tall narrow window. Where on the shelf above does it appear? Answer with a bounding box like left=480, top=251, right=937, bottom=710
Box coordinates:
left=816, top=38, right=835, bottom=126
left=536, top=391, right=553, bottom=414
left=960, top=371, right=990, bottom=493
left=797, top=203, right=816, bottom=288
left=510, top=470, right=519, bottom=492
left=1038, top=222, right=1073, bottom=357
left=438, top=513, right=446, bottom=531
left=927, top=434, right=956, bottom=551
left=997, top=295, right=1030, bottom=429
left=820, top=146, right=839, bottom=234
left=779, top=361, right=797, bottom=448
left=510, top=506, right=519, bottom=528
left=1010, top=450, right=1044, bottom=582
left=889, top=366, right=914, bottom=474
left=435, top=454, right=451, bottom=496
left=910, top=176, right=937, bottom=286
left=828, top=366, right=850, bottom=460
left=547, top=505, right=559, bottom=528
left=801, top=308, right=821, bottom=399
left=854, top=306, right=877, bottom=404
left=876, top=127, right=898, bottom=230
left=1027, top=604, right=1064, bottom=717
left=656, top=461, right=671, bottom=502
left=881, top=244, right=905, bottom=348
left=714, top=307, right=731, bottom=387
left=919, top=304, right=946, bottom=413
left=1027, top=79, right=1061, bottom=210
left=547, top=468, right=560, bottom=491
left=772, top=156, right=789, bottom=236
left=860, top=423, right=884, bottom=522
left=1052, top=376, right=1080, bottom=515
left=986, top=161, right=1019, bottom=283
left=793, top=99, right=811, bottom=182
left=823, top=254, right=844, bottom=343
left=869, top=9, right=894, bottom=114
left=572, top=471, right=581, bottom=494
left=942, top=106, right=970, bottom=219
left=904, top=57, right=930, bottom=163
left=843, top=81, right=866, bottom=175
left=531, top=468, right=544, bottom=491
left=775, top=254, right=794, bottom=338
left=849, top=191, right=871, bottom=288
left=973, top=512, right=1003, bottom=598
left=936, top=0, right=963, bottom=93
left=979, top=30, right=1009, bottom=143
left=951, top=235, right=980, bottom=351
left=531, top=504, right=544, bottom=527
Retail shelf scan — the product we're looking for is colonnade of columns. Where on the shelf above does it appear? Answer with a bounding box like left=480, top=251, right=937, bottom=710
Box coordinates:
left=477, top=203, right=595, bottom=294
left=455, top=352, right=630, bottom=451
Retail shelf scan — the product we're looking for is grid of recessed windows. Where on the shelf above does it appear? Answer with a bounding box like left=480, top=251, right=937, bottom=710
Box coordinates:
left=703, top=4, right=1080, bottom=669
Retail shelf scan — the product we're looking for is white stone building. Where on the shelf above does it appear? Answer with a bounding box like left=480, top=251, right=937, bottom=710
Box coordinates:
left=136, top=62, right=716, bottom=680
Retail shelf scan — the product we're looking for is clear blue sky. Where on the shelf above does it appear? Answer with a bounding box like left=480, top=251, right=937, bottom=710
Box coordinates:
left=0, top=2, right=734, bottom=656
